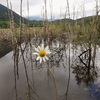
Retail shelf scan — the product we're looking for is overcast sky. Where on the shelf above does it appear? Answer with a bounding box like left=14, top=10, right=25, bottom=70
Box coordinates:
left=0, top=0, right=99, bottom=20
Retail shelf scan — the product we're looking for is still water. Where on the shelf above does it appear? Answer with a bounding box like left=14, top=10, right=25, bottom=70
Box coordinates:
left=0, top=43, right=100, bottom=100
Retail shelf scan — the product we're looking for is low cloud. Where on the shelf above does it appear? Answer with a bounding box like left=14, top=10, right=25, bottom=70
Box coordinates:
left=0, top=0, right=97, bottom=19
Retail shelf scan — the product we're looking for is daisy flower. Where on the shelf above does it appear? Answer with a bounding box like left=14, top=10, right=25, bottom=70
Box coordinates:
left=33, top=44, right=51, bottom=63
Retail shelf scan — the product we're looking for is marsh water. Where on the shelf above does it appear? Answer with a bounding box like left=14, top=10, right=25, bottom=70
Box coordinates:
left=0, top=42, right=100, bottom=100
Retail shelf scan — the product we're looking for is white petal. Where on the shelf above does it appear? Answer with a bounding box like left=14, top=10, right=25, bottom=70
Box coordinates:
left=39, top=57, right=42, bottom=63
left=38, top=46, right=41, bottom=50
left=43, top=57, right=46, bottom=62
left=33, top=52, right=38, bottom=55
left=35, top=47, right=39, bottom=52
left=44, top=46, right=49, bottom=51
left=36, top=56, right=40, bottom=60
left=41, top=44, right=44, bottom=50
left=46, top=50, right=51, bottom=54
left=45, top=56, right=49, bottom=60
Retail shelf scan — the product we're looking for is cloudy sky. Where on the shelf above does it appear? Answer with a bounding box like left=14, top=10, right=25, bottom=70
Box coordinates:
left=0, top=0, right=99, bottom=20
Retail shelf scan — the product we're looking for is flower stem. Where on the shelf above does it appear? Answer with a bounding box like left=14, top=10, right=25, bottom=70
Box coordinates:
left=45, top=62, right=58, bottom=100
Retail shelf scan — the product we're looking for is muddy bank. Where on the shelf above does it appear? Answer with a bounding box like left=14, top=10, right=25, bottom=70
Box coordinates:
left=0, top=38, right=12, bottom=58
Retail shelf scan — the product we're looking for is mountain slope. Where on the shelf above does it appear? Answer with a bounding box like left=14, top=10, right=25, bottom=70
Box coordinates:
left=0, top=4, right=28, bottom=23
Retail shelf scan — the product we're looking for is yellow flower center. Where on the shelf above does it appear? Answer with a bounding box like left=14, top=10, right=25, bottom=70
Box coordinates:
left=39, top=50, right=46, bottom=57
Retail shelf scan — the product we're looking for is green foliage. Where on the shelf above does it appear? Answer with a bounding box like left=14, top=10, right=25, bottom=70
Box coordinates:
left=28, top=21, right=43, bottom=27
left=0, top=21, right=10, bottom=28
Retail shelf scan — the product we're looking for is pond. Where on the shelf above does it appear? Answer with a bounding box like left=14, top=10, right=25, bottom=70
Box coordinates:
left=0, top=42, right=100, bottom=100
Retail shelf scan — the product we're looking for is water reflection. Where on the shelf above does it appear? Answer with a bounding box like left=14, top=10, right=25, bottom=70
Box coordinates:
left=72, top=47, right=99, bottom=86
left=0, top=42, right=100, bottom=100
left=89, top=83, right=100, bottom=100
left=72, top=64, right=98, bottom=86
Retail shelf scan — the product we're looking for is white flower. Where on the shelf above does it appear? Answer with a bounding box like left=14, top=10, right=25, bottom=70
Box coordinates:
left=33, top=44, right=51, bottom=63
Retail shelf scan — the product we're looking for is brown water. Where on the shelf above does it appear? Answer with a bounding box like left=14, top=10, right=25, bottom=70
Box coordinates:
left=0, top=44, right=100, bottom=100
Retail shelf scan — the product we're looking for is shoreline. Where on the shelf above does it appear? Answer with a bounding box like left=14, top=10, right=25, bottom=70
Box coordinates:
left=0, top=40, right=12, bottom=58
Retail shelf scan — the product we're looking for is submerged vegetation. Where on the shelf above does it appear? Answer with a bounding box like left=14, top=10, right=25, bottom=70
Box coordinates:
left=0, top=0, right=100, bottom=100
